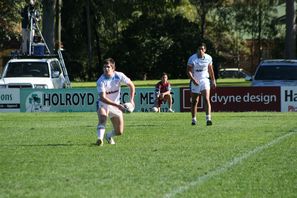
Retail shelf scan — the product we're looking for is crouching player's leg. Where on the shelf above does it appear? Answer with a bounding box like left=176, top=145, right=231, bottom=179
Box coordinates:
left=105, top=106, right=124, bottom=145
left=163, top=94, right=174, bottom=112
left=96, top=108, right=108, bottom=146
left=152, top=97, right=162, bottom=112
left=96, top=100, right=111, bottom=146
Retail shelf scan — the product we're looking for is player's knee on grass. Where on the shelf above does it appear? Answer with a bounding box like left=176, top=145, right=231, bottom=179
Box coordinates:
left=111, top=116, right=124, bottom=136
left=114, top=129, right=124, bottom=136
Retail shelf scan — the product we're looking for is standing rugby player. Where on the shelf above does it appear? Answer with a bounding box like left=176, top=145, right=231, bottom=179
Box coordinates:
left=187, top=43, right=216, bottom=126
left=96, top=58, right=135, bottom=146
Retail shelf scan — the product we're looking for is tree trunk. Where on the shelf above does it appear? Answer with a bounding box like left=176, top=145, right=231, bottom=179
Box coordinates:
left=55, top=0, right=62, bottom=50
left=42, top=0, right=56, bottom=54
left=200, top=0, right=206, bottom=40
left=284, top=0, right=296, bottom=59
left=86, top=0, right=93, bottom=79
left=258, top=2, right=262, bottom=62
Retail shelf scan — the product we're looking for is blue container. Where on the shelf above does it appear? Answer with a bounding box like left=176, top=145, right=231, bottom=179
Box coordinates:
left=33, top=43, right=45, bottom=56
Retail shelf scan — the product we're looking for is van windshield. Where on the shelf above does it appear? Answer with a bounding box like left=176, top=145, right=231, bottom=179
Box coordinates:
left=254, top=65, right=297, bottom=80
left=5, top=62, right=49, bottom=78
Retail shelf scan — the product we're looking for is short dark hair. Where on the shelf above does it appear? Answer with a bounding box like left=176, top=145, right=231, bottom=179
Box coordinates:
left=198, top=42, right=206, bottom=49
left=103, top=58, right=115, bottom=69
left=161, top=72, right=168, bottom=77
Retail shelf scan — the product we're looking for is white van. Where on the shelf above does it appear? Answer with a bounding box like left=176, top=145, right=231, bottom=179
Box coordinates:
left=252, top=59, right=297, bottom=86
left=0, top=57, right=71, bottom=89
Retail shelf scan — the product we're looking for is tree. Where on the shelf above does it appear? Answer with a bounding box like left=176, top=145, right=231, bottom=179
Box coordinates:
left=57, top=0, right=291, bottom=80
left=0, top=0, right=23, bottom=50
left=42, top=0, right=56, bottom=54
left=284, top=0, right=296, bottom=58
left=55, top=0, right=62, bottom=49
left=189, top=0, right=224, bottom=40
left=218, top=0, right=283, bottom=71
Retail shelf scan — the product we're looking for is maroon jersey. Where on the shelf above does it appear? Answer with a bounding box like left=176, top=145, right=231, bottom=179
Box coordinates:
left=155, top=81, right=171, bottom=94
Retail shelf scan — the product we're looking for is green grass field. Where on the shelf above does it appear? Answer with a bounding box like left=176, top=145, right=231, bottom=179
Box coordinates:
left=1, top=112, right=296, bottom=198
left=71, top=78, right=251, bottom=88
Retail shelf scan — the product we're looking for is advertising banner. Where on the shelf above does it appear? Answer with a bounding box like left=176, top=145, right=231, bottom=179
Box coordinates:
left=0, top=89, right=20, bottom=112
left=20, top=88, right=97, bottom=112
left=128, top=87, right=180, bottom=112
left=180, top=87, right=280, bottom=112
left=2, top=86, right=284, bottom=113
left=281, top=86, right=297, bottom=112
left=19, top=87, right=181, bottom=112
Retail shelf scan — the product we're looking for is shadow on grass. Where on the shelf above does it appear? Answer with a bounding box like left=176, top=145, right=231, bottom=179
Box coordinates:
left=0, top=143, right=96, bottom=147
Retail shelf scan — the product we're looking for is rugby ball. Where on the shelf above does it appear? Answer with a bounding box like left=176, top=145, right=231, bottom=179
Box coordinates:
left=123, top=102, right=135, bottom=113
left=151, top=107, right=159, bottom=112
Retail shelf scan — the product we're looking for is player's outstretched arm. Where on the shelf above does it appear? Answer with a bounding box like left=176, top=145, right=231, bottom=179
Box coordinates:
left=127, top=81, right=135, bottom=106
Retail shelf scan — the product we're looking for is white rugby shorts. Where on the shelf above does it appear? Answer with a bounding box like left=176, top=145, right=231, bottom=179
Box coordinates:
left=190, top=78, right=210, bottom=94
left=97, top=100, right=123, bottom=118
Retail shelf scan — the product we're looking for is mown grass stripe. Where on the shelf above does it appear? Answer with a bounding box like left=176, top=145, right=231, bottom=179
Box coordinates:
left=164, top=131, right=297, bottom=198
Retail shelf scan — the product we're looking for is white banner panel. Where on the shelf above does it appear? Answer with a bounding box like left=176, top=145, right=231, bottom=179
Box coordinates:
left=0, top=89, right=20, bottom=112
left=281, top=86, right=297, bottom=112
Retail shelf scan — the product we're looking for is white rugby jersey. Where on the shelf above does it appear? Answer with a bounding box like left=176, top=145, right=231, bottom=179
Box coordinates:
left=187, top=53, right=212, bottom=80
left=96, top=71, right=131, bottom=104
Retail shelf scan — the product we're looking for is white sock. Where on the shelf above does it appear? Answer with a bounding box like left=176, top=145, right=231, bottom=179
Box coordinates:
left=107, top=130, right=116, bottom=138
left=192, top=117, right=197, bottom=122
left=206, top=115, right=211, bottom=121
left=97, top=124, right=105, bottom=140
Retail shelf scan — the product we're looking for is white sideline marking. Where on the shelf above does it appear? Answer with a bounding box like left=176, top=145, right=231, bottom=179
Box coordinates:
left=164, top=132, right=296, bottom=198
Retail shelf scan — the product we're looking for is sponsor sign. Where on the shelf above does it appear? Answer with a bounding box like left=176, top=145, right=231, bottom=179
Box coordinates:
left=125, top=87, right=180, bottom=112
left=20, top=88, right=180, bottom=112
left=2, top=86, right=283, bottom=113
left=180, top=88, right=203, bottom=111
left=0, top=89, right=20, bottom=112
left=180, top=87, right=280, bottom=112
left=20, top=89, right=97, bottom=112
left=281, top=86, right=297, bottom=112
